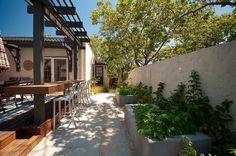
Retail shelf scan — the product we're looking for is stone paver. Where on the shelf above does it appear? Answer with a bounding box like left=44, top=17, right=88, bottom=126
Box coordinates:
left=28, top=93, right=133, bottom=156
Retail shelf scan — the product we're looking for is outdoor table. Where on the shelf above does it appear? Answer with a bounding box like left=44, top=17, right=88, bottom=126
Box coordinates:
left=4, top=80, right=83, bottom=124
left=5, top=83, right=64, bottom=95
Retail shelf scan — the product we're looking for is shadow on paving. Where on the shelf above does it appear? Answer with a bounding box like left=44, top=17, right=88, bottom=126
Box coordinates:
left=29, top=93, right=133, bottom=156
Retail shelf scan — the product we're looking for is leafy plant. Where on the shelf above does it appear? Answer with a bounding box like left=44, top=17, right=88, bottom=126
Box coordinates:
left=133, top=70, right=234, bottom=156
left=116, top=83, right=134, bottom=95
left=179, top=136, right=197, bottom=156
left=169, top=82, right=186, bottom=110
left=153, top=82, right=169, bottom=108
left=134, top=82, right=153, bottom=104
left=134, top=105, right=197, bottom=140
left=92, top=86, right=104, bottom=94
left=185, top=70, right=213, bottom=132
left=103, top=84, right=109, bottom=92
left=229, top=148, right=236, bottom=155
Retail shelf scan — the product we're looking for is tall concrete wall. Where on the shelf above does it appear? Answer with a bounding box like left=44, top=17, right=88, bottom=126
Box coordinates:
left=128, top=40, right=236, bottom=131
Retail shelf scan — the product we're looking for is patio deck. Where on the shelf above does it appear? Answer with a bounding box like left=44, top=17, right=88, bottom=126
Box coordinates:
left=0, top=95, right=57, bottom=131
left=29, top=93, right=134, bottom=156
left=0, top=95, right=57, bottom=124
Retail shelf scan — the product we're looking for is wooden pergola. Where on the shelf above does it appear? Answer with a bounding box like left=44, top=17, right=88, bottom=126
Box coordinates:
left=24, top=0, right=90, bottom=124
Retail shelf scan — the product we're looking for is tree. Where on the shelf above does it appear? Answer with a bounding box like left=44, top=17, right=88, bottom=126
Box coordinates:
left=90, top=35, right=135, bottom=79
left=91, top=0, right=236, bottom=76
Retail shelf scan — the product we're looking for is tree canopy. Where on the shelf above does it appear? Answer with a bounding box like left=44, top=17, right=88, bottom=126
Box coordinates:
left=90, top=0, right=236, bottom=78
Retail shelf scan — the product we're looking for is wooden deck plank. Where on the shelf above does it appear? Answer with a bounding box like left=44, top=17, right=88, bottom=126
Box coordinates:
left=0, top=139, right=28, bottom=156
left=0, top=131, right=16, bottom=150
left=0, top=135, right=42, bottom=156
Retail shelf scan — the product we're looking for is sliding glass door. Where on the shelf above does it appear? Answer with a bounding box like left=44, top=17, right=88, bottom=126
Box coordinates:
left=44, top=57, right=68, bottom=82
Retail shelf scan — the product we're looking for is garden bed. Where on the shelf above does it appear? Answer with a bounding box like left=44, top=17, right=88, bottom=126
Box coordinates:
left=115, top=93, right=137, bottom=106
left=124, top=104, right=211, bottom=156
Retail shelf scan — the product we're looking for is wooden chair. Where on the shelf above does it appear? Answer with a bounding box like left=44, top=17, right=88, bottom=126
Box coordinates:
left=0, top=81, right=19, bottom=113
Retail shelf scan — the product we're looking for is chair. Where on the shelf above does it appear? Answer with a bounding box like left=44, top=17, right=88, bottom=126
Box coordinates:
left=53, top=84, right=77, bottom=129
left=0, top=81, right=18, bottom=113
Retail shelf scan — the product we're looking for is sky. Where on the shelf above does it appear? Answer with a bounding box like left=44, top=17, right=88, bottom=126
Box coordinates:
left=0, top=0, right=116, bottom=37
left=0, top=0, right=233, bottom=37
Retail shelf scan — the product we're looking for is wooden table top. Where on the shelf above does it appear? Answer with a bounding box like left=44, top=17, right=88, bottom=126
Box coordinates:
left=4, top=80, right=85, bottom=95
left=5, top=84, right=63, bottom=95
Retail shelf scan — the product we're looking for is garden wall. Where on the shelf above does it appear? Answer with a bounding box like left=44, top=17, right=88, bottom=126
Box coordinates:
left=128, top=40, right=236, bottom=131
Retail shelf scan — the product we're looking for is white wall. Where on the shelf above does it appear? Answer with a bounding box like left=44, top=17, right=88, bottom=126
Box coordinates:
left=128, top=40, right=236, bottom=131
left=85, top=43, right=94, bottom=80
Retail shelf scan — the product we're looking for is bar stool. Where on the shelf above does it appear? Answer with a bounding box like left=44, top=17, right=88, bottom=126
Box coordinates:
left=53, top=96, right=61, bottom=129
left=53, top=86, right=75, bottom=129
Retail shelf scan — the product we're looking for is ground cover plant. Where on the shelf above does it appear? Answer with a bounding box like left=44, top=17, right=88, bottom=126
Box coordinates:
left=133, top=70, right=235, bottom=155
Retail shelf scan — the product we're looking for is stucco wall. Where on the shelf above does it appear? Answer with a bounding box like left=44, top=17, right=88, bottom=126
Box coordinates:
left=85, top=43, right=95, bottom=81
left=128, top=40, right=236, bottom=131
left=77, top=49, right=85, bottom=80
left=0, top=47, right=72, bottom=81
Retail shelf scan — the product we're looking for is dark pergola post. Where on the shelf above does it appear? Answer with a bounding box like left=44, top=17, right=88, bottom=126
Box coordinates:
left=33, top=0, right=45, bottom=124
left=72, top=42, right=78, bottom=80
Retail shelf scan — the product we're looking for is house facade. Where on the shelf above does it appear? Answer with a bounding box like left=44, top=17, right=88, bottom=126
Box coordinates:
left=0, top=36, right=95, bottom=82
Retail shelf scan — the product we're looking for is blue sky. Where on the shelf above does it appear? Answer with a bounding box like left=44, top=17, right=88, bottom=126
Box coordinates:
left=0, top=0, right=233, bottom=37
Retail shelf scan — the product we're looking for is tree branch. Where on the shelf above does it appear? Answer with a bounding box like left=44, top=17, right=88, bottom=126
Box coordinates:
left=148, top=40, right=168, bottom=63
left=178, top=2, right=236, bottom=20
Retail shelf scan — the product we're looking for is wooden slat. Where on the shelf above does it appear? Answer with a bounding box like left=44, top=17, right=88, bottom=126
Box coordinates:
left=26, top=135, right=42, bottom=153
left=0, top=131, right=16, bottom=150
left=5, top=83, right=64, bottom=95
left=28, top=6, right=76, bottom=15
left=79, top=38, right=90, bottom=43
left=0, top=135, right=42, bottom=156
left=56, top=30, right=87, bottom=36
left=45, top=20, right=83, bottom=28
left=0, top=139, right=28, bottom=156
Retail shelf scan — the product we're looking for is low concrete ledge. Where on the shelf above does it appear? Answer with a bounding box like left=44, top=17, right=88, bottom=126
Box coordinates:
left=115, top=93, right=137, bottom=106
left=124, top=104, right=211, bottom=156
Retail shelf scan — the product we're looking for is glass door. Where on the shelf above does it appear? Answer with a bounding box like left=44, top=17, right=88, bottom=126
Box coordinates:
left=54, top=59, right=67, bottom=81
left=44, top=59, right=52, bottom=82
left=44, top=57, right=68, bottom=82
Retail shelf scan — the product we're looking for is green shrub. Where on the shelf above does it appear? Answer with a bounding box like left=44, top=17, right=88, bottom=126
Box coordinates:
left=103, top=84, right=109, bottom=92
left=134, top=105, right=197, bottom=140
left=153, top=82, right=169, bottom=108
left=116, top=83, right=134, bottom=95
left=133, top=70, right=234, bottom=156
left=92, top=86, right=104, bottom=94
left=180, top=136, right=197, bottom=156
left=133, top=82, right=153, bottom=104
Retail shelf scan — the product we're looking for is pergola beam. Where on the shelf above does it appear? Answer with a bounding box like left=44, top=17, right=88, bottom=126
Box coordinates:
left=55, top=6, right=76, bottom=15
left=27, top=1, right=81, bottom=45
left=78, top=38, right=90, bottom=43
left=45, top=20, right=83, bottom=28
left=28, top=5, right=76, bottom=15
left=64, top=37, right=89, bottom=44
left=56, top=30, right=87, bottom=36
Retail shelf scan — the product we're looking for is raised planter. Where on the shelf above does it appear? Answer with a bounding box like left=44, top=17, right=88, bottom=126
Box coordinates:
left=115, top=93, right=137, bottom=106
left=124, top=104, right=211, bottom=156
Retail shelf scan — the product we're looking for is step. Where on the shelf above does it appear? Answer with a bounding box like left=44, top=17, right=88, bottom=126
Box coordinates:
left=0, top=135, right=41, bottom=156
left=0, top=131, right=16, bottom=150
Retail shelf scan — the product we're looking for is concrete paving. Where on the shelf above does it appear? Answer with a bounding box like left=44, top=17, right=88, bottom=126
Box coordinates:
left=28, top=93, right=133, bottom=156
